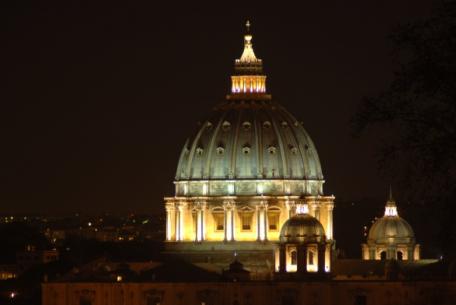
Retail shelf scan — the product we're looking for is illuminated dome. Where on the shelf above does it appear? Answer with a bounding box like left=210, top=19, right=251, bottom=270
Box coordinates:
left=368, top=208, right=415, bottom=245
left=174, top=24, right=323, bottom=197
left=279, top=212, right=326, bottom=244
left=175, top=101, right=323, bottom=195
left=165, top=22, right=336, bottom=273
left=362, top=190, right=420, bottom=261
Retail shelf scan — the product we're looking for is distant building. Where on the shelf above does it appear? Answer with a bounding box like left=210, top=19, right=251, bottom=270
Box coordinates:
left=16, top=245, right=59, bottom=273
left=0, top=264, right=17, bottom=280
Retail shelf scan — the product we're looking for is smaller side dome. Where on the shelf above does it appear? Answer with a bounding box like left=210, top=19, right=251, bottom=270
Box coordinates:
left=280, top=213, right=326, bottom=244
left=368, top=216, right=415, bottom=245
left=367, top=194, right=415, bottom=245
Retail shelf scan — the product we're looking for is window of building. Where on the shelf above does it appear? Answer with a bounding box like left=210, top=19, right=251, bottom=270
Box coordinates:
left=354, top=295, right=367, bottom=305
left=290, top=250, right=297, bottom=265
left=196, top=147, right=204, bottom=156
left=212, top=209, right=224, bottom=231
left=222, top=121, right=231, bottom=131
left=397, top=251, right=403, bottom=261
left=267, top=145, right=277, bottom=154
left=289, top=145, right=298, bottom=154
left=239, top=207, right=253, bottom=231
left=268, top=208, right=280, bottom=230
left=242, top=144, right=251, bottom=155
left=216, top=146, right=225, bottom=155
left=146, top=297, right=161, bottom=305
left=241, top=213, right=252, bottom=231
left=80, top=297, right=92, bottom=305
left=308, top=251, right=314, bottom=265
left=281, top=295, right=295, bottom=305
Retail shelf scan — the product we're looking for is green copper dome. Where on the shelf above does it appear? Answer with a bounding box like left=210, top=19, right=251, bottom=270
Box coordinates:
left=279, top=213, right=326, bottom=244
left=173, top=23, right=324, bottom=197
left=368, top=215, right=415, bottom=245
left=174, top=100, right=324, bottom=196
left=367, top=195, right=416, bottom=245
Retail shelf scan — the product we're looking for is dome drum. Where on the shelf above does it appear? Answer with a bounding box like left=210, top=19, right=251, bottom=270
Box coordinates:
left=174, top=179, right=324, bottom=197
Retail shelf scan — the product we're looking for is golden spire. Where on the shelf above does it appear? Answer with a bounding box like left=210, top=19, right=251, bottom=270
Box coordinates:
left=228, top=21, right=269, bottom=99
left=384, top=186, right=398, bottom=216
left=238, top=20, right=260, bottom=64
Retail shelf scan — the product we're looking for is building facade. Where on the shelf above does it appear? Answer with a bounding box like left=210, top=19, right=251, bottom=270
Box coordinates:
left=42, top=281, right=456, bottom=305
left=164, top=22, right=335, bottom=275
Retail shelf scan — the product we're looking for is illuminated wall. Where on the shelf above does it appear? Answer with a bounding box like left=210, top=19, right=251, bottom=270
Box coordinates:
left=164, top=195, right=335, bottom=243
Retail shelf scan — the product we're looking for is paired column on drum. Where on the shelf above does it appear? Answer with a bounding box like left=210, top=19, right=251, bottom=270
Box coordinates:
left=165, top=204, right=175, bottom=241
left=195, top=201, right=206, bottom=242
left=285, top=200, right=296, bottom=219
left=310, top=201, right=320, bottom=221
left=326, top=202, right=334, bottom=240
left=174, top=202, right=185, bottom=241
left=223, top=200, right=235, bottom=242
left=256, top=201, right=268, bottom=241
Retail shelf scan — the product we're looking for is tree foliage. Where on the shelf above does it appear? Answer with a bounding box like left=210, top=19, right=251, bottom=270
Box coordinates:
left=352, top=2, right=456, bottom=257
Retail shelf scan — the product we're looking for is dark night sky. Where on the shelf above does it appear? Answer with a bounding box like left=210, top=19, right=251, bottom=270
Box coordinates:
left=2, top=1, right=436, bottom=214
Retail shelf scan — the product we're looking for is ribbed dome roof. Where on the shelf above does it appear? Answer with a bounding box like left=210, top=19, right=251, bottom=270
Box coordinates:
left=368, top=215, right=415, bottom=245
left=173, top=23, right=325, bottom=197
left=279, top=213, right=326, bottom=244
left=175, top=100, right=323, bottom=182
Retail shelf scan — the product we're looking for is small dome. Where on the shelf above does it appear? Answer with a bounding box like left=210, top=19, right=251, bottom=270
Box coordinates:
left=279, top=214, right=326, bottom=244
left=368, top=215, right=415, bottom=245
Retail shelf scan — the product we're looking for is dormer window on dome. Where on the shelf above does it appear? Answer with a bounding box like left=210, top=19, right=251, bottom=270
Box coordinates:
left=267, top=145, right=277, bottom=154
left=242, top=121, right=251, bottom=131
left=196, top=147, right=204, bottom=156
left=222, top=121, right=231, bottom=131
left=216, top=146, right=225, bottom=155
left=242, top=144, right=251, bottom=155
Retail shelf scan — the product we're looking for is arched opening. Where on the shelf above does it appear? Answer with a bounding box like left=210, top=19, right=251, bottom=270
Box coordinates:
left=308, top=251, right=314, bottom=265
left=397, top=251, right=403, bottom=261
left=290, top=250, right=297, bottom=265
left=380, top=251, right=387, bottom=260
